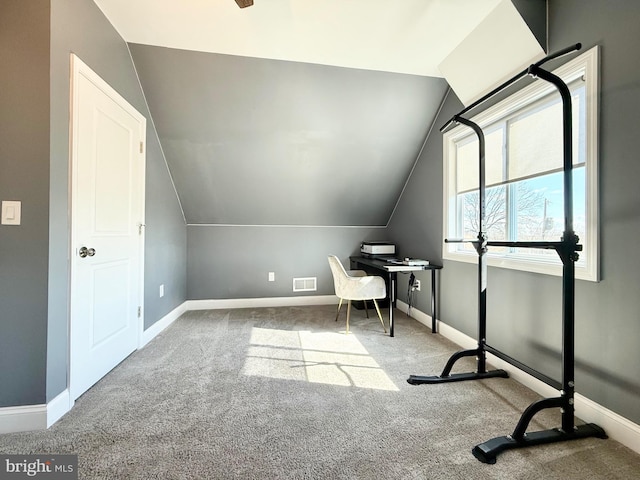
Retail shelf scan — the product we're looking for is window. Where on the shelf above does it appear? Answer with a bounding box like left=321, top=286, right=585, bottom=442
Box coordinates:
left=443, top=47, right=599, bottom=281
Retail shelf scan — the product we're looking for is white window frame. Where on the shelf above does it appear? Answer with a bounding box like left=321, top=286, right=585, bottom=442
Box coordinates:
left=443, top=46, right=599, bottom=281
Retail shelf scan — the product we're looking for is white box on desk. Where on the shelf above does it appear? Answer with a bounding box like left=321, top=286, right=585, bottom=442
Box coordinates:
left=361, top=242, right=396, bottom=255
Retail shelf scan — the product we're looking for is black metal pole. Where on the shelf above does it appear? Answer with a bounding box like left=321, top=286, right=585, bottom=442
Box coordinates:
left=453, top=116, right=488, bottom=373
left=529, top=64, right=577, bottom=433
left=407, top=112, right=507, bottom=385
left=431, top=269, right=437, bottom=333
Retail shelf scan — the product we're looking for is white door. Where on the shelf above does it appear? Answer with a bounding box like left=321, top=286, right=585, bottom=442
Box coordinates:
left=69, top=55, right=146, bottom=400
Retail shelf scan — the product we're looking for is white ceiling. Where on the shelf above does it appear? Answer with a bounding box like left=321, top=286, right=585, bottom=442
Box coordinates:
left=93, top=0, right=503, bottom=77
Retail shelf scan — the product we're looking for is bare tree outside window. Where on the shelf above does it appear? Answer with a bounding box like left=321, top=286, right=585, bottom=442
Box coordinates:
left=460, top=182, right=547, bottom=243
left=462, top=186, right=507, bottom=240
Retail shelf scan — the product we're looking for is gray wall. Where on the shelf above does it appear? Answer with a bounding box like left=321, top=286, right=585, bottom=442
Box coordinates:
left=512, top=0, right=548, bottom=51
left=4, top=0, right=636, bottom=431
left=134, top=46, right=447, bottom=304
left=0, top=0, right=50, bottom=407
left=46, top=0, right=187, bottom=401
left=129, top=45, right=448, bottom=227
left=0, top=0, right=187, bottom=408
left=188, top=226, right=387, bottom=300
left=388, top=0, right=640, bottom=425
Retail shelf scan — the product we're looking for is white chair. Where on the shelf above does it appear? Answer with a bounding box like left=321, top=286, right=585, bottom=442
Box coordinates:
left=327, top=255, right=387, bottom=334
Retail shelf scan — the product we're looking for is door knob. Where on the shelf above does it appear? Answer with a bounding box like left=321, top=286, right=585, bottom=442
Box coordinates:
left=79, top=246, right=96, bottom=258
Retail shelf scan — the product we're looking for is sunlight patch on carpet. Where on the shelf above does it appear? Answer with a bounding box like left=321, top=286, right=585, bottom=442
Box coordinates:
left=241, top=327, right=398, bottom=391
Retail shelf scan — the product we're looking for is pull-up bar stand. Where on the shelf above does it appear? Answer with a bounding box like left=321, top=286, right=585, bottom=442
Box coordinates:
left=407, top=43, right=607, bottom=463
left=408, top=115, right=510, bottom=385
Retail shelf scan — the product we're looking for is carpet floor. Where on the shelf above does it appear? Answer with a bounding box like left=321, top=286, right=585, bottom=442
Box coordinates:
left=1, top=305, right=639, bottom=479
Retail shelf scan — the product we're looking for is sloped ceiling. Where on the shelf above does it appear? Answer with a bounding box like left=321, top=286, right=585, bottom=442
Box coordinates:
left=93, top=0, right=532, bottom=226
left=130, top=45, right=448, bottom=225
left=93, top=0, right=503, bottom=77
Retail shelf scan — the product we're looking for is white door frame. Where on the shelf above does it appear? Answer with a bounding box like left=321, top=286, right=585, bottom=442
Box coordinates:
left=68, top=54, right=146, bottom=404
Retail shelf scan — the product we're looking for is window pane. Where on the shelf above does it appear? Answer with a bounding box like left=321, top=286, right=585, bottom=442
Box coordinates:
left=512, top=167, right=586, bottom=258
left=457, top=168, right=586, bottom=258
left=457, top=185, right=507, bottom=253
left=456, top=139, right=478, bottom=193
left=507, top=89, right=584, bottom=183
left=456, top=128, right=504, bottom=192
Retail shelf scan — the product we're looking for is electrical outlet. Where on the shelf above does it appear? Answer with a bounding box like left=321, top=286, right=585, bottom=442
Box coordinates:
left=268, top=272, right=275, bottom=282
left=414, top=280, right=421, bottom=292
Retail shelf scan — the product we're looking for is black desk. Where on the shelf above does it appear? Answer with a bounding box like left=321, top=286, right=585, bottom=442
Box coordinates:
left=350, top=256, right=442, bottom=337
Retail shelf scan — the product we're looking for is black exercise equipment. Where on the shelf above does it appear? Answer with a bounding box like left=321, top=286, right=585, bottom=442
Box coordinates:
left=407, top=43, right=607, bottom=463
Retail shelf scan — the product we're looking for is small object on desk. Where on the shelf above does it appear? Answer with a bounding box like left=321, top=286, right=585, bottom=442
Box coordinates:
left=385, top=258, right=403, bottom=265
left=361, top=241, right=396, bottom=256
left=403, top=258, right=429, bottom=266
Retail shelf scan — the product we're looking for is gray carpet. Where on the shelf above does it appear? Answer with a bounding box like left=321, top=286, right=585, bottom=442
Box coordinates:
left=1, top=305, right=639, bottom=479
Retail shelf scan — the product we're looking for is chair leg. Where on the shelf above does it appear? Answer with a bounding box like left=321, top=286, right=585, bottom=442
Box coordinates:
left=335, top=298, right=343, bottom=322
left=346, top=300, right=351, bottom=334
left=363, top=299, right=369, bottom=318
left=373, top=299, right=387, bottom=333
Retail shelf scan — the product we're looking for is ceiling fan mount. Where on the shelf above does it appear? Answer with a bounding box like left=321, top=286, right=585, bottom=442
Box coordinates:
left=235, top=0, right=254, bottom=8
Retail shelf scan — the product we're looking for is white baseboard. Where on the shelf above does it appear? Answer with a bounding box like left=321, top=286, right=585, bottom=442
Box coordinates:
left=0, top=390, right=72, bottom=434
left=1, top=300, right=189, bottom=434
left=8, top=297, right=638, bottom=454
left=575, top=392, right=640, bottom=455
left=46, top=389, right=71, bottom=428
left=397, top=300, right=640, bottom=456
left=396, top=300, right=436, bottom=332
left=4, top=297, right=337, bottom=434
left=140, top=301, right=188, bottom=348
left=0, top=403, right=46, bottom=434
left=187, top=295, right=338, bottom=310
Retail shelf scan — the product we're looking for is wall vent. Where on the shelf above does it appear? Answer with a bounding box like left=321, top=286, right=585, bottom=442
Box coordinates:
left=293, top=277, right=317, bottom=292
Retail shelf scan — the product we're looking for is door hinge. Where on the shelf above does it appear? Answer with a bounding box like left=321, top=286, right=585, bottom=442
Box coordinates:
left=137, top=306, right=142, bottom=318
left=139, top=141, right=144, bottom=154
left=138, top=223, right=145, bottom=235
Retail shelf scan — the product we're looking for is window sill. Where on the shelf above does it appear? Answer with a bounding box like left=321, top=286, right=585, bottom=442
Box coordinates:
left=443, top=249, right=598, bottom=282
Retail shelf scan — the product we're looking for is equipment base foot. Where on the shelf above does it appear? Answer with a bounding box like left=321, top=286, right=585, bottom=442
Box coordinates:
left=407, top=369, right=508, bottom=385
left=472, top=423, right=608, bottom=464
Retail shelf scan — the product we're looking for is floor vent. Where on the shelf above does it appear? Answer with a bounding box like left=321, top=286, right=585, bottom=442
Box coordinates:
left=293, top=277, right=317, bottom=292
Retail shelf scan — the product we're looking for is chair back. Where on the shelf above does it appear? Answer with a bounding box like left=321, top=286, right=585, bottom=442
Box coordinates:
left=327, top=255, right=349, bottom=297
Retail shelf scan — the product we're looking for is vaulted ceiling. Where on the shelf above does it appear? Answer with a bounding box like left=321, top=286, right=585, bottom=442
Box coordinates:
left=92, top=0, right=543, bottom=226
left=93, top=0, right=504, bottom=77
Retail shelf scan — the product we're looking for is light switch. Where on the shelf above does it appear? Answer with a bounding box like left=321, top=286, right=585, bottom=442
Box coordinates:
left=1, top=201, right=21, bottom=225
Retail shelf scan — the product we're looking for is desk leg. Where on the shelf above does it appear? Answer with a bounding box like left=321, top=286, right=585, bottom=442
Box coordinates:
left=431, top=270, right=438, bottom=334
left=389, top=272, right=396, bottom=337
